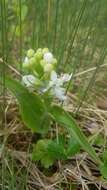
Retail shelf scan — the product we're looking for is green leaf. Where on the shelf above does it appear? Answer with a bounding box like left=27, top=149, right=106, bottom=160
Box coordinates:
left=100, top=163, right=107, bottom=179
left=50, top=105, right=102, bottom=165
left=102, top=150, right=107, bottom=163
left=32, top=139, right=55, bottom=168
left=94, top=134, right=105, bottom=146
left=67, top=137, right=81, bottom=157
left=5, top=77, right=50, bottom=134
left=32, top=138, right=68, bottom=168
left=47, top=139, right=67, bottom=160
left=32, top=136, right=81, bottom=168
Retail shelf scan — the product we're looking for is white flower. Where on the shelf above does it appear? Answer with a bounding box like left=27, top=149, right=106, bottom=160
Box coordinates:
left=22, top=75, right=36, bottom=87
left=50, top=70, right=57, bottom=82
left=53, top=87, right=66, bottom=101
left=40, top=70, right=71, bottom=101
left=48, top=71, right=66, bottom=100
left=61, top=73, right=72, bottom=82
left=49, top=71, right=63, bottom=87
left=43, top=52, right=53, bottom=64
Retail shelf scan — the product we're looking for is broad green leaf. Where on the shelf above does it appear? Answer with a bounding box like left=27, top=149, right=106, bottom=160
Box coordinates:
left=102, top=150, right=107, bottom=163
left=32, top=138, right=67, bottom=168
left=47, top=139, right=67, bottom=160
left=32, top=136, right=81, bottom=168
left=5, top=77, right=50, bottom=134
left=94, top=134, right=105, bottom=146
left=50, top=105, right=102, bottom=165
left=67, top=137, right=81, bottom=157
left=100, top=163, right=107, bottom=179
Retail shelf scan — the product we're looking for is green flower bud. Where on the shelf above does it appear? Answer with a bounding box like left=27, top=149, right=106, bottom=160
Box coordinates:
left=40, top=59, right=47, bottom=67
left=44, top=63, right=53, bottom=73
left=27, top=49, right=35, bottom=58
left=35, top=78, right=41, bottom=87
left=42, top=48, right=49, bottom=54
left=36, top=48, right=42, bottom=53
left=52, top=58, right=57, bottom=65
left=29, top=57, right=36, bottom=66
left=34, top=52, right=43, bottom=60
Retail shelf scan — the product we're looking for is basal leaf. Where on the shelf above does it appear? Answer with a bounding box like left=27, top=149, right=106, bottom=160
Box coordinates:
left=47, top=139, right=67, bottom=160
left=5, top=77, right=50, bottom=133
left=100, top=163, right=107, bottom=179
left=102, top=150, right=107, bottom=163
left=32, top=139, right=55, bottom=168
left=67, top=137, right=81, bottom=157
left=32, top=138, right=67, bottom=168
left=50, top=105, right=102, bottom=165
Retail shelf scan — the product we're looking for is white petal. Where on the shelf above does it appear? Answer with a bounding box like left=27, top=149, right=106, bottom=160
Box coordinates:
left=54, top=87, right=66, bottom=100
left=61, top=73, right=72, bottom=82
left=22, top=75, right=36, bottom=87
left=50, top=70, right=57, bottom=82
left=49, top=80, right=54, bottom=88
left=56, top=78, right=63, bottom=86
left=43, top=52, right=53, bottom=64
left=23, top=57, right=29, bottom=65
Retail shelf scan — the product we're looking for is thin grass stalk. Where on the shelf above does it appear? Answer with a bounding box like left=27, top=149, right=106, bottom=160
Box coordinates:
left=75, top=46, right=107, bottom=114
left=65, top=0, right=87, bottom=66
left=72, top=1, right=101, bottom=74
left=1, top=0, right=6, bottom=123
left=46, top=0, right=51, bottom=47
left=58, top=1, right=76, bottom=66
left=1, top=0, right=7, bottom=189
left=6, top=20, right=18, bottom=61
left=64, top=0, right=96, bottom=98
left=47, top=0, right=51, bottom=33
left=53, top=0, right=59, bottom=53
left=32, top=0, right=37, bottom=49
left=19, top=0, right=22, bottom=75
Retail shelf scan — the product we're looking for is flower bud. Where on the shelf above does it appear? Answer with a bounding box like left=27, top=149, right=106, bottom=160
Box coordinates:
left=52, top=58, right=57, bottom=65
left=43, top=52, right=53, bottom=64
left=27, top=49, right=35, bottom=58
left=29, top=57, right=36, bottom=66
left=40, top=59, right=47, bottom=67
left=36, top=48, right=42, bottom=53
left=35, top=78, right=41, bottom=87
left=42, top=48, right=49, bottom=54
left=23, top=57, right=29, bottom=69
left=34, top=51, right=43, bottom=60
left=44, top=64, right=53, bottom=73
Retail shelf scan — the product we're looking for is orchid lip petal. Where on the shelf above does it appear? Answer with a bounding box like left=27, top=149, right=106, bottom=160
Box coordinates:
left=53, top=87, right=66, bottom=100
left=22, top=75, right=36, bottom=87
left=61, top=73, right=72, bottom=82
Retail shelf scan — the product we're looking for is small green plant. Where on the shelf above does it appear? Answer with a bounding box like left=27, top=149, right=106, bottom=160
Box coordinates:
left=5, top=48, right=106, bottom=178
